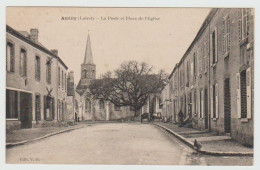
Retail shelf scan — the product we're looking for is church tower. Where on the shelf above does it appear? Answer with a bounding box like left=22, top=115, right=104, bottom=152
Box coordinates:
left=80, top=33, right=96, bottom=86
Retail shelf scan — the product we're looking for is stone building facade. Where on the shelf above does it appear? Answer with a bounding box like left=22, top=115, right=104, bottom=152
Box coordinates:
left=6, top=25, right=68, bottom=130
left=161, top=8, right=254, bottom=145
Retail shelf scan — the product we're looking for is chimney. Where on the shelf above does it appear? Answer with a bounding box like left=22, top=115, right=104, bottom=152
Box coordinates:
left=51, top=49, right=58, bottom=56
left=30, top=28, right=39, bottom=42
left=68, top=71, right=74, bottom=83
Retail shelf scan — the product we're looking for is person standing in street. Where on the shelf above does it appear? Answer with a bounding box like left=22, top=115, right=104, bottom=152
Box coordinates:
left=178, top=110, right=184, bottom=127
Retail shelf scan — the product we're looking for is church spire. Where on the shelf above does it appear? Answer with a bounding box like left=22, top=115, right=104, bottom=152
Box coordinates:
left=83, top=32, right=94, bottom=65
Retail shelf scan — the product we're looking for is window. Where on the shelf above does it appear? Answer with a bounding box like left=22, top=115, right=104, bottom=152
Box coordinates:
left=211, top=29, right=218, bottom=65
left=6, top=89, right=18, bottom=119
left=62, top=70, right=64, bottom=88
left=6, top=42, right=15, bottom=72
left=20, top=49, right=27, bottom=76
left=159, top=98, right=163, bottom=109
left=194, top=90, right=197, bottom=116
left=58, top=67, right=60, bottom=86
left=222, top=15, right=231, bottom=55
left=238, top=9, right=250, bottom=43
left=212, top=85, right=216, bottom=118
left=92, top=70, right=95, bottom=79
left=186, top=61, right=190, bottom=84
left=99, top=100, right=105, bottom=109
left=197, top=48, right=202, bottom=74
left=46, top=61, right=51, bottom=84
left=85, top=99, right=91, bottom=112
left=35, top=56, right=41, bottom=81
left=193, top=52, right=196, bottom=75
left=240, top=70, right=247, bottom=118
left=203, top=42, right=208, bottom=72
left=83, top=70, right=87, bottom=79
left=57, top=99, right=61, bottom=120
left=237, top=68, right=251, bottom=119
left=199, top=90, right=202, bottom=118
left=65, top=74, right=67, bottom=91
left=201, top=45, right=205, bottom=72
left=114, top=104, right=121, bottom=111
left=211, top=83, right=218, bottom=118
left=242, top=9, right=249, bottom=40
left=184, top=96, right=186, bottom=117
left=240, top=44, right=247, bottom=66
left=44, top=96, right=54, bottom=120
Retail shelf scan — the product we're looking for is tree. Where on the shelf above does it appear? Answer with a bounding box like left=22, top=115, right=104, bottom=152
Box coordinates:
left=89, top=61, right=168, bottom=117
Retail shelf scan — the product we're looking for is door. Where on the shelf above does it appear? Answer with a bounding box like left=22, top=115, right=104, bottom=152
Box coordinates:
left=35, top=95, right=41, bottom=122
left=204, top=89, right=209, bottom=129
left=224, top=78, right=231, bottom=133
left=20, top=92, right=32, bottom=128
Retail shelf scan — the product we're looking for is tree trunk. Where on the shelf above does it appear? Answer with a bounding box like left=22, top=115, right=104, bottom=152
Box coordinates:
left=134, top=109, right=138, bottom=117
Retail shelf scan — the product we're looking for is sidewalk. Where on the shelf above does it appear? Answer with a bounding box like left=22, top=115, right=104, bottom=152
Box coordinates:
left=6, top=123, right=89, bottom=147
left=154, top=122, right=253, bottom=157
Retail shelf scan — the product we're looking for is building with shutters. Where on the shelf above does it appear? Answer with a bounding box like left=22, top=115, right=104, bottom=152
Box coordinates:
left=162, top=8, right=254, bottom=146
left=6, top=25, right=69, bottom=130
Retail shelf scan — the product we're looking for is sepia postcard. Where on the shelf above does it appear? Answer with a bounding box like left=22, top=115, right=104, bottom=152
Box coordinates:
left=4, top=6, right=254, bottom=166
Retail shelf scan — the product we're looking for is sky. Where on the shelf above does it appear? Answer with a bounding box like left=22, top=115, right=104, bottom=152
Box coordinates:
left=6, top=7, right=211, bottom=84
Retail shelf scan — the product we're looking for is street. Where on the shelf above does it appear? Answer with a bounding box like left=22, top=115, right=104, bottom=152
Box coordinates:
left=6, top=123, right=253, bottom=165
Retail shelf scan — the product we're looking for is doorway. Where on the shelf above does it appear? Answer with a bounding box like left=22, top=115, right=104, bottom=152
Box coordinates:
left=20, top=92, right=32, bottom=128
left=224, top=78, right=231, bottom=133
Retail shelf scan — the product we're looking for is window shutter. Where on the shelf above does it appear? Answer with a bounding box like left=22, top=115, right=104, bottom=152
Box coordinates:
left=194, top=52, right=197, bottom=75
left=238, top=19, right=242, bottom=42
left=215, top=28, right=218, bottom=63
left=227, top=16, right=231, bottom=51
left=52, top=98, right=55, bottom=120
left=205, top=42, right=209, bottom=71
left=10, top=46, right=15, bottom=72
left=199, top=49, right=202, bottom=74
left=24, top=54, right=27, bottom=76
left=6, top=45, right=10, bottom=72
left=236, top=73, right=241, bottom=118
left=191, top=62, right=194, bottom=80
left=246, top=67, right=251, bottom=119
left=35, top=58, right=37, bottom=80
left=222, top=18, right=226, bottom=55
left=198, top=94, right=200, bottom=118
left=19, top=52, right=22, bottom=75
left=215, top=83, right=219, bottom=118
left=210, top=85, right=213, bottom=118
left=201, top=90, right=204, bottom=118
left=44, top=96, right=47, bottom=120
left=246, top=9, right=250, bottom=36
left=210, top=33, right=213, bottom=66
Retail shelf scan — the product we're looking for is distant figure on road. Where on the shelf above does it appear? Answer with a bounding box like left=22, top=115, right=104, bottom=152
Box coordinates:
left=178, top=110, right=184, bottom=127
left=75, top=113, right=78, bottom=122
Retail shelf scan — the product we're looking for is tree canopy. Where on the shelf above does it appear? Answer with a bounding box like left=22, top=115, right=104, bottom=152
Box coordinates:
left=89, top=61, right=168, bottom=116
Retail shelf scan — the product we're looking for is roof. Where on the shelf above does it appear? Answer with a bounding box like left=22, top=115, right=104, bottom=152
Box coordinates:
left=83, top=33, right=94, bottom=65
left=6, top=25, right=68, bottom=69
left=179, top=8, right=218, bottom=65
left=76, top=79, right=89, bottom=95
left=168, top=8, right=219, bottom=78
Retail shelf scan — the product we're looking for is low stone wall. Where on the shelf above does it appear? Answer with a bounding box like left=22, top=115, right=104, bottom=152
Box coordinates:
left=6, top=120, right=21, bottom=131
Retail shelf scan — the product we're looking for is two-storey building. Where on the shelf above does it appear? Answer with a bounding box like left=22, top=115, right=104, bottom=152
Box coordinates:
left=163, top=8, right=254, bottom=145
left=6, top=25, right=68, bottom=130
